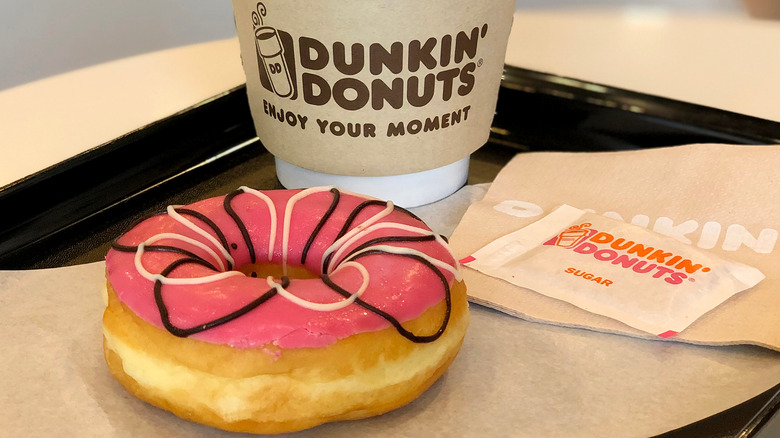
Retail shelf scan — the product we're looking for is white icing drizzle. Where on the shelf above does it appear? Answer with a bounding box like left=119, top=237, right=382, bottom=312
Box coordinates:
left=131, top=187, right=460, bottom=313
left=282, top=186, right=334, bottom=275
left=343, top=244, right=462, bottom=282
left=167, top=205, right=234, bottom=271
left=238, top=186, right=277, bottom=261
left=265, top=261, right=369, bottom=311
left=320, top=200, right=395, bottom=274
left=134, top=235, right=243, bottom=285
left=324, top=222, right=454, bottom=276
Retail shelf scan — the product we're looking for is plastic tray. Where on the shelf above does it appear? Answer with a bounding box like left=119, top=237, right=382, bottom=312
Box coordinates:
left=1, top=66, right=778, bottom=436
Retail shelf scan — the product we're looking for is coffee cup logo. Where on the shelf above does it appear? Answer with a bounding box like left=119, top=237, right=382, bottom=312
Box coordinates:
left=252, top=3, right=297, bottom=99
left=555, top=223, right=593, bottom=248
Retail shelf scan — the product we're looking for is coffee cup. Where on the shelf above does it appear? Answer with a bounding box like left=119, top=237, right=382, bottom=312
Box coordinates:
left=232, top=0, right=515, bottom=206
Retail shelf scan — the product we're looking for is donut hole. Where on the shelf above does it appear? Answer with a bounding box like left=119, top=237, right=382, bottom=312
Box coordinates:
left=236, top=263, right=319, bottom=280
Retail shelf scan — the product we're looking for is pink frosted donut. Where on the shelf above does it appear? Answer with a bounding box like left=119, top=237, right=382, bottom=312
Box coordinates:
left=102, top=186, right=469, bottom=433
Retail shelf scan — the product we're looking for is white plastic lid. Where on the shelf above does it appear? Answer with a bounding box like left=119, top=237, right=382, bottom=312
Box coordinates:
left=275, top=156, right=469, bottom=208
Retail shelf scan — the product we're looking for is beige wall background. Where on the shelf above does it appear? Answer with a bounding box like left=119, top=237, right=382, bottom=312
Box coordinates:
left=0, top=0, right=237, bottom=91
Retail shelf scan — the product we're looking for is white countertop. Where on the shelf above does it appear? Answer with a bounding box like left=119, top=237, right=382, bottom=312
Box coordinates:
left=1, top=5, right=778, bottom=189
left=506, top=7, right=780, bottom=122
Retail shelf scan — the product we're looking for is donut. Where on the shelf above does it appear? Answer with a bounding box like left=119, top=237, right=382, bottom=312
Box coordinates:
left=102, top=186, right=468, bottom=434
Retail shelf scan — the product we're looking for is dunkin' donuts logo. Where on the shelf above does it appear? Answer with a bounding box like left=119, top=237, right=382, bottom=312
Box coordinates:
left=552, top=223, right=593, bottom=248
left=251, top=2, right=488, bottom=116
left=544, top=224, right=712, bottom=286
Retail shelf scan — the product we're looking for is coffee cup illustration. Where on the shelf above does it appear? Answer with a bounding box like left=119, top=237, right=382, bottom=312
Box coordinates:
left=254, top=26, right=293, bottom=98
left=555, top=223, right=592, bottom=248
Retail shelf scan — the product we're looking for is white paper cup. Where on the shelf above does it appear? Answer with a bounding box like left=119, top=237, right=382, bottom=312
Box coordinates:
left=232, top=0, right=514, bottom=203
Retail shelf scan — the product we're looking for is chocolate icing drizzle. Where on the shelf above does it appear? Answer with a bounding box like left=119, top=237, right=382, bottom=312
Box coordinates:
left=111, top=188, right=453, bottom=344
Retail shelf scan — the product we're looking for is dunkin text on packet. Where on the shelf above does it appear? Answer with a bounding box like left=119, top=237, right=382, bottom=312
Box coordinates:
left=546, top=224, right=712, bottom=286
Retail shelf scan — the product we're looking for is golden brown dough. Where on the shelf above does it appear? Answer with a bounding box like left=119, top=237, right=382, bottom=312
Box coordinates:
left=102, top=279, right=469, bottom=434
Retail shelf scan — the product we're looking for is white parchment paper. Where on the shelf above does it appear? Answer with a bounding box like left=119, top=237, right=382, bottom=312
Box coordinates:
left=1, top=184, right=779, bottom=437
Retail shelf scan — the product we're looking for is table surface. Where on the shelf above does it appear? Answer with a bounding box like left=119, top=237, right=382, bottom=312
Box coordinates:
left=1, top=5, right=779, bottom=189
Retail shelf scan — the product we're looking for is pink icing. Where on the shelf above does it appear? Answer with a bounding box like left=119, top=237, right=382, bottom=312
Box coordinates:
left=105, top=188, right=459, bottom=349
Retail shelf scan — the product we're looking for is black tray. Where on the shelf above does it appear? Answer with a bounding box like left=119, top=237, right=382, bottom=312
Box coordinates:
left=1, top=66, right=778, bottom=436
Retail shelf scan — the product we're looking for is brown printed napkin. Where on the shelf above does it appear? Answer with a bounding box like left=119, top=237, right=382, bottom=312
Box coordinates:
left=450, top=144, right=780, bottom=351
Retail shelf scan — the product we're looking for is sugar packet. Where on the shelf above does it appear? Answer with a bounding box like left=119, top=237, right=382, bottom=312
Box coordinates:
left=461, top=205, right=765, bottom=337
